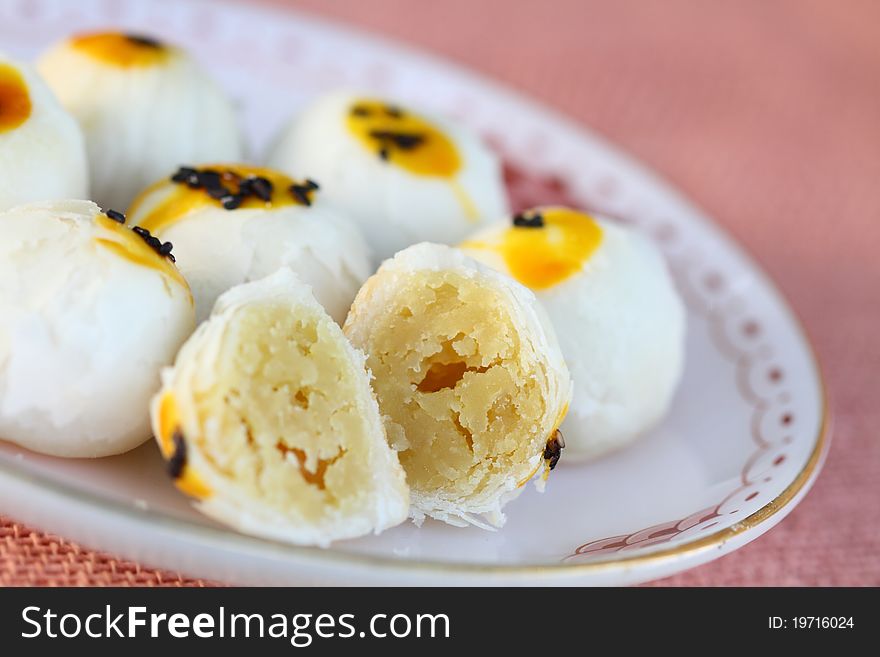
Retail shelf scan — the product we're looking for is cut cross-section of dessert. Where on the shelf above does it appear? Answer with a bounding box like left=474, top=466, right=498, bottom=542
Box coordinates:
left=151, top=268, right=409, bottom=546
left=344, top=243, right=572, bottom=528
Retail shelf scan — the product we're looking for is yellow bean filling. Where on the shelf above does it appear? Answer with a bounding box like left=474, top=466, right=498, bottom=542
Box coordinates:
left=358, top=272, right=549, bottom=501
left=190, top=302, right=374, bottom=521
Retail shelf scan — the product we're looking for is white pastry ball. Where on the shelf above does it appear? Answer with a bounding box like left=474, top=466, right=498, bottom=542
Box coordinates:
left=127, top=164, right=372, bottom=324
left=461, top=207, right=686, bottom=460
left=152, top=268, right=409, bottom=546
left=344, top=243, right=571, bottom=528
left=37, top=31, right=242, bottom=211
left=0, top=54, right=87, bottom=211
left=0, top=200, right=195, bottom=457
left=267, top=91, right=509, bottom=262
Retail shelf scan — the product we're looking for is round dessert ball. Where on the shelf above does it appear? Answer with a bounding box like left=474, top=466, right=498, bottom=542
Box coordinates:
left=461, top=207, right=686, bottom=460
left=0, top=54, right=87, bottom=211
left=0, top=200, right=195, bottom=457
left=127, top=163, right=373, bottom=324
left=37, top=31, right=242, bottom=211
left=152, top=268, right=409, bottom=546
left=344, top=243, right=571, bottom=528
left=267, top=91, right=509, bottom=262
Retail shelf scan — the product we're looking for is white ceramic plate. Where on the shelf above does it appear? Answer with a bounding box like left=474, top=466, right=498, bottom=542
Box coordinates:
left=0, top=0, right=828, bottom=586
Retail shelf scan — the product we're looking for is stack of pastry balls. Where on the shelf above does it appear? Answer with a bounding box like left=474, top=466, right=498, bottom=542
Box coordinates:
left=0, top=30, right=685, bottom=545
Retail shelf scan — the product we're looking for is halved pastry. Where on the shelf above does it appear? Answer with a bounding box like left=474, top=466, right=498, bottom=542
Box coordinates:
left=151, top=268, right=409, bottom=546
left=344, top=243, right=571, bottom=528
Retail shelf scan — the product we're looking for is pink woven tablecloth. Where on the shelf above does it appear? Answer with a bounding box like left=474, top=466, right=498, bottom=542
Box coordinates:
left=2, top=0, right=878, bottom=586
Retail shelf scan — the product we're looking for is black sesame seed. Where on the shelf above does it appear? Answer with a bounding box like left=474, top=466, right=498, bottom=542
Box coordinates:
left=221, top=194, right=243, bottom=210
left=131, top=225, right=175, bottom=261
left=167, top=430, right=187, bottom=479
left=351, top=105, right=371, bottom=117
left=555, top=430, right=566, bottom=449
left=197, top=169, right=223, bottom=190
left=249, top=176, right=273, bottom=202
left=289, top=183, right=314, bottom=206
left=512, top=211, right=545, bottom=228
left=171, top=166, right=197, bottom=183
left=105, top=209, right=126, bottom=224
left=543, top=430, right=564, bottom=470
left=396, top=134, right=424, bottom=149
left=171, top=166, right=277, bottom=208
left=207, top=185, right=231, bottom=200
left=378, top=146, right=389, bottom=161
left=369, top=129, right=425, bottom=150
left=384, top=105, right=404, bottom=118
left=305, top=179, right=320, bottom=191
left=126, top=33, right=163, bottom=49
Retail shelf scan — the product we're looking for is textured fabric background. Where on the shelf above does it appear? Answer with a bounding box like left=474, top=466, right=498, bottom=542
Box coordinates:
left=1, top=0, right=878, bottom=586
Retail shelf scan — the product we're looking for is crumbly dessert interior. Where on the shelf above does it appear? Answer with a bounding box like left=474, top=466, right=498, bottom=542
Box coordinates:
left=192, top=302, right=372, bottom=521
left=363, top=271, right=547, bottom=501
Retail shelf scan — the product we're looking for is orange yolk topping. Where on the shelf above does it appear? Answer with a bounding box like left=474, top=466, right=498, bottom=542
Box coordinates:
left=94, top=214, right=190, bottom=297
left=155, top=392, right=212, bottom=500
left=346, top=98, right=460, bottom=178
left=0, top=63, right=31, bottom=133
left=70, top=32, right=170, bottom=68
left=346, top=98, right=479, bottom=220
left=129, top=164, right=311, bottom=235
left=462, top=207, right=603, bottom=290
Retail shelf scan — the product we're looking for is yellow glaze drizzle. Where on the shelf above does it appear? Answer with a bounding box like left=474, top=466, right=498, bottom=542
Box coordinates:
left=70, top=32, right=170, bottom=68
left=94, top=214, right=190, bottom=298
left=155, top=392, right=184, bottom=461
left=129, top=164, right=306, bottom=235
left=516, top=460, right=544, bottom=489
left=346, top=98, right=478, bottom=221
left=346, top=98, right=460, bottom=176
left=156, top=393, right=212, bottom=500
left=0, top=63, right=31, bottom=133
left=556, top=402, right=570, bottom=432
left=450, top=180, right=478, bottom=222
left=463, top=207, right=604, bottom=290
